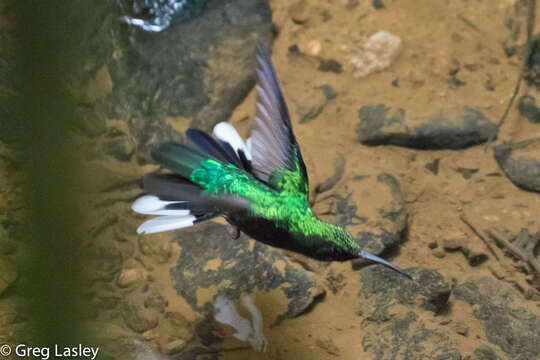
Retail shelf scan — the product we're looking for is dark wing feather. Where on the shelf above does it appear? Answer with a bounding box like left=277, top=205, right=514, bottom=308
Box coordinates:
left=251, top=51, right=309, bottom=196
left=186, top=129, right=243, bottom=168
left=143, top=173, right=202, bottom=202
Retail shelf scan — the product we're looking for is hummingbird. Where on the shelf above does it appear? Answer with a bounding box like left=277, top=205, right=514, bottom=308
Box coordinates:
left=132, top=50, right=411, bottom=279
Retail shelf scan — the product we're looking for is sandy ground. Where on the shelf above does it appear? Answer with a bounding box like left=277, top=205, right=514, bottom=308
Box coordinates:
left=3, top=1, right=540, bottom=359
left=214, top=0, right=540, bottom=358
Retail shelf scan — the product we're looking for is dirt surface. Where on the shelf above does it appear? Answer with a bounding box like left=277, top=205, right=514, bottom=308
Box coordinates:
left=220, top=0, right=540, bottom=358
left=2, top=0, right=540, bottom=359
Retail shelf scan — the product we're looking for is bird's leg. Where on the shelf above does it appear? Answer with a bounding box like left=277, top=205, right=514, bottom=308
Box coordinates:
left=359, top=250, right=412, bottom=279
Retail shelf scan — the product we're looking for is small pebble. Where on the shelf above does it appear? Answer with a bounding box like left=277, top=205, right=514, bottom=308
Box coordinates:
left=307, top=40, right=322, bottom=56
left=428, top=241, right=438, bottom=249
left=289, top=0, right=310, bottom=24
left=164, top=339, right=186, bottom=355
left=452, top=322, right=469, bottom=337
left=432, top=249, right=446, bottom=258
left=116, top=268, right=145, bottom=288
left=442, top=236, right=465, bottom=252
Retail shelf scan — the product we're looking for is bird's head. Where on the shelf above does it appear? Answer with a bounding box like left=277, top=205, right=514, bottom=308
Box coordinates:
left=321, top=227, right=412, bottom=279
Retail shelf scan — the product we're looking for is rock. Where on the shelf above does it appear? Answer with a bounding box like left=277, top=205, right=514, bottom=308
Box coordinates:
left=325, top=269, right=346, bottom=294
left=165, top=312, right=193, bottom=340
left=317, top=84, right=338, bottom=101
left=163, top=339, right=186, bottom=355
left=361, top=311, right=461, bottom=359
left=372, top=0, right=385, bottom=10
left=316, top=338, right=340, bottom=356
left=121, top=302, right=159, bottom=333
left=123, top=0, right=214, bottom=32
left=502, top=0, right=529, bottom=58
left=315, top=154, right=345, bottom=193
left=296, top=85, right=338, bottom=124
left=137, top=235, right=172, bottom=264
left=0, top=257, right=17, bottom=296
left=524, top=33, right=540, bottom=89
left=305, top=40, right=321, bottom=56
left=442, top=234, right=465, bottom=252
left=452, top=322, right=469, bottom=337
left=474, top=345, right=502, bottom=360
left=116, top=268, right=146, bottom=288
left=318, top=59, right=343, bottom=74
left=358, top=267, right=459, bottom=359
left=289, top=0, right=310, bottom=25
left=71, top=0, right=272, bottom=162
left=494, top=138, right=540, bottom=192
left=425, top=158, right=440, bottom=175
left=314, top=172, right=407, bottom=257
left=170, top=222, right=325, bottom=325
left=102, top=123, right=136, bottom=162
left=428, top=241, right=438, bottom=249
left=357, top=104, right=498, bottom=149
left=454, top=276, right=540, bottom=359
left=358, top=267, right=451, bottom=317
left=465, top=250, right=488, bottom=267
left=144, top=293, right=168, bottom=313
left=350, top=31, right=401, bottom=78
left=456, top=167, right=479, bottom=179
left=432, top=249, right=446, bottom=258
left=518, top=95, right=540, bottom=123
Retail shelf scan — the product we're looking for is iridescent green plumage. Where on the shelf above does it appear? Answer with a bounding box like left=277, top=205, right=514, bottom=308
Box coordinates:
left=190, top=158, right=359, bottom=258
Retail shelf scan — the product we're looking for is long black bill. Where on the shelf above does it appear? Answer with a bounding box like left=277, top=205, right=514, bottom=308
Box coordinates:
left=359, top=250, right=412, bottom=280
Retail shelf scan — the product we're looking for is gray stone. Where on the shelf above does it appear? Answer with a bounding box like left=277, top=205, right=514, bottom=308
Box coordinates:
left=356, top=104, right=498, bottom=149
left=165, top=312, right=194, bottom=341
left=102, top=0, right=272, bottom=161
left=524, top=33, right=540, bottom=90
left=454, top=276, right=540, bottom=359
left=361, top=311, right=461, bottom=360
left=358, top=267, right=459, bottom=359
left=358, top=267, right=451, bottom=319
left=315, top=154, right=345, bottom=194
left=164, top=339, right=187, bottom=355
left=432, top=249, right=446, bottom=258
left=116, top=268, right=145, bottom=288
left=518, top=95, right=540, bottom=123
left=170, top=222, right=324, bottom=325
left=102, top=131, right=136, bottom=162
left=494, top=138, right=540, bottom=192
left=474, top=346, right=501, bottom=360
left=296, top=85, right=337, bottom=124
left=144, top=292, right=168, bottom=313
left=318, top=59, right=343, bottom=74
left=120, top=302, right=159, bottom=333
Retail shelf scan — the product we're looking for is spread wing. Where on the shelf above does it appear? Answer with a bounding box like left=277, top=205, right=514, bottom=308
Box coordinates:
left=250, top=51, right=309, bottom=197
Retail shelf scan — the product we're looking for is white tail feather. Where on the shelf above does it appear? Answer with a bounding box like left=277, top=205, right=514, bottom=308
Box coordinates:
left=137, top=215, right=195, bottom=234
left=132, top=195, right=189, bottom=216
left=213, top=122, right=247, bottom=156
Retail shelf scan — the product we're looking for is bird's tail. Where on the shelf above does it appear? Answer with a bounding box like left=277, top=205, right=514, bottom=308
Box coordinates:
left=133, top=122, right=252, bottom=235
left=132, top=173, right=216, bottom=234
